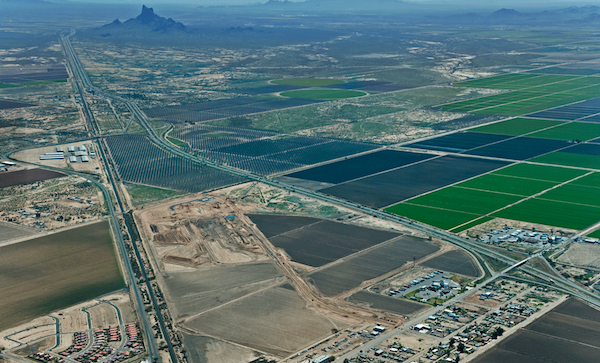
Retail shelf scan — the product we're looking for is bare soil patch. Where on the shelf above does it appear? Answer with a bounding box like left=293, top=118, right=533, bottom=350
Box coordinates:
left=0, top=168, right=65, bottom=188
left=420, top=249, right=480, bottom=277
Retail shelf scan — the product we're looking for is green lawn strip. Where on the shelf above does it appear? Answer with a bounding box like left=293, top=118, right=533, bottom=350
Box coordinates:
left=404, top=187, right=523, bottom=215
left=530, top=152, right=600, bottom=170
left=528, top=122, right=600, bottom=141
left=166, top=136, right=190, bottom=148
left=449, top=216, right=495, bottom=233
left=469, top=118, right=565, bottom=136
left=280, top=88, right=366, bottom=100
left=271, top=78, right=344, bottom=87
left=537, top=183, right=600, bottom=207
left=492, top=163, right=587, bottom=183
left=385, top=203, right=479, bottom=230
left=455, top=174, right=557, bottom=196
left=493, top=198, right=600, bottom=230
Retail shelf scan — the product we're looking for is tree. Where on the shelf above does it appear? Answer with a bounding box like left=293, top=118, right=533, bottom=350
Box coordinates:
left=491, top=327, right=505, bottom=339
left=457, top=342, right=465, bottom=353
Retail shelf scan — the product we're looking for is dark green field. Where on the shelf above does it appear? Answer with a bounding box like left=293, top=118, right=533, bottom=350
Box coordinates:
left=456, top=173, right=557, bottom=196
left=492, top=163, right=587, bottom=182
left=493, top=198, right=600, bottom=230
left=0, top=221, right=124, bottom=330
left=280, top=88, right=366, bottom=100
left=385, top=203, right=477, bottom=230
left=469, top=118, right=565, bottom=136
left=271, top=78, right=345, bottom=87
left=404, top=187, right=522, bottom=215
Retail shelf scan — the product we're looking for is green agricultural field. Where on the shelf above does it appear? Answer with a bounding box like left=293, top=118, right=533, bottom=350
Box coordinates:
left=539, top=182, right=600, bottom=207
left=493, top=198, right=600, bottom=230
left=529, top=152, right=600, bottom=170
left=456, top=173, right=557, bottom=196
left=385, top=203, right=478, bottom=230
left=528, top=122, right=600, bottom=141
left=271, top=78, right=345, bottom=87
left=588, top=229, right=600, bottom=239
left=450, top=216, right=495, bottom=233
left=0, top=83, right=19, bottom=88
left=469, top=118, right=565, bottom=136
left=126, top=183, right=185, bottom=206
left=405, top=186, right=523, bottom=215
left=570, top=172, right=600, bottom=187
left=492, top=163, right=587, bottom=183
left=280, top=88, right=366, bottom=100
left=0, top=221, right=124, bottom=330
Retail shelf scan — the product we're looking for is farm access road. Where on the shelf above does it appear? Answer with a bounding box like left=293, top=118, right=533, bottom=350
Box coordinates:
left=61, top=29, right=600, bottom=360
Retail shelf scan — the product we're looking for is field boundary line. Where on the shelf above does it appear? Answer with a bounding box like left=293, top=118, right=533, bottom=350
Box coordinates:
left=398, top=201, right=481, bottom=216
left=452, top=185, right=529, bottom=198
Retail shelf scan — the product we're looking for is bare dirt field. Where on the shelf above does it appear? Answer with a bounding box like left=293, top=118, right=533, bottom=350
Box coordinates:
left=87, top=303, right=119, bottom=329
left=556, top=242, right=600, bottom=268
left=0, top=168, right=65, bottom=188
left=182, top=334, right=267, bottom=363
left=163, top=262, right=284, bottom=319
left=348, top=290, right=428, bottom=316
left=0, top=222, right=35, bottom=242
left=184, top=286, right=349, bottom=358
left=0, top=221, right=124, bottom=331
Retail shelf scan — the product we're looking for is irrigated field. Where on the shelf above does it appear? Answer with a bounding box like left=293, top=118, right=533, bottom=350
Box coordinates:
left=0, top=168, right=66, bottom=188
left=321, top=155, right=509, bottom=208
left=420, top=250, right=479, bottom=277
left=0, top=221, right=124, bottom=330
left=247, top=214, right=322, bottom=238
left=286, top=149, right=434, bottom=185
left=470, top=298, right=600, bottom=363
left=348, top=290, right=428, bottom=315
left=469, top=118, right=565, bottom=136
left=308, top=236, right=439, bottom=296
left=256, top=216, right=400, bottom=267
left=0, top=99, right=35, bottom=110
left=271, top=78, right=345, bottom=87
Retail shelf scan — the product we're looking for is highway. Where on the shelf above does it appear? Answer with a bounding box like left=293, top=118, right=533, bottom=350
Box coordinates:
left=61, top=32, right=175, bottom=363
left=60, top=29, right=600, bottom=362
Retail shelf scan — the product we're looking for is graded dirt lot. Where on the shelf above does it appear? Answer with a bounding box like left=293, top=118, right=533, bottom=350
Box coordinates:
left=348, top=290, right=428, bottom=316
left=556, top=242, right=600, bottom=268
left=470, top=298, right=600, bottom=363
left=420, top=249, right=480, bottom=277
left=184, top=286, right=348, bottom=357
left=182, top=334, right=264, bottom=363
left=254, top=215, right=400, bottom=267
left=0, top=221, right=124, bottom=330
left=0, top=168, right=65, bottom=188
left=163, top=263, right=284, bottom=319
left=308, top=236, right=439, bottom=296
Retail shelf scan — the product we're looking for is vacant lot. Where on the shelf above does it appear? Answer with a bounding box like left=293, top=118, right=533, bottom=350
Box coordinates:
left=247, top=213, right=322, bottom=238
left=0, top=221, right=124, bottom=330
left=471, top=298, right=600, bottom=363
left=286, top=149, right=434, bottom=185
left=185, top=286, right=347, bottom=357
left=268, top=219, right=399, bottom=267
left=0, top=168, right=66, bottom=188
left=308, top=236, right=439, bottom=296
left=348, top=290, right=427, bottom=315
left=182, top=334, right=262, bottom=363
left=322, top=155, right=509, bottom=208
left=420, top=250, right=479, bottom=277
left=556, top=242, right=600, bottom=268
left=162, top=263, right=283, bottom=318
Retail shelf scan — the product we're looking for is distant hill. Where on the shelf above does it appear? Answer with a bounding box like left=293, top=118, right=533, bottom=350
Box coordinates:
left=98, top=5, right=186, bottom=35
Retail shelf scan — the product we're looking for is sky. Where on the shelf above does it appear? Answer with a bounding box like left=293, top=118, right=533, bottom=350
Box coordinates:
left=67, top=0, right=597, bottom=5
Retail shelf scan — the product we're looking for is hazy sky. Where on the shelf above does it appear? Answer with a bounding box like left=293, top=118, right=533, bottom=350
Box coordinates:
left=71, top=0, right=596, bottom=5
